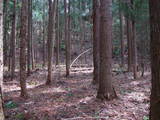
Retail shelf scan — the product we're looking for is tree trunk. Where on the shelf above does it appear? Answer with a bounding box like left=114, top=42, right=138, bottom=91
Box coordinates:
left=92, top=0, right=100, bottom=84
left=42, top=2, right=46, bottom=67
left=131, top=20, right=138, bottom=79
left=149, top=0, right=160, bottom=119
left=119, top=0, right=124, bottom=67
left=46, top=0, right=57, bottom=85
left=126, top=18, right=132, bottom=72
left=3, top=0, right=8, bottom=66
left=27, top=0, right=32, bottom=76
left=10, top=0, right=16, bottom=80
left=97, top=0, right=117, bottom=100
left=19, top=0, right=28, bottom=98
left=0, top=0, right=5, bottom=119
left=55, top=0, right=60, bottom=66
left=64, top=0, right=70, bottom=77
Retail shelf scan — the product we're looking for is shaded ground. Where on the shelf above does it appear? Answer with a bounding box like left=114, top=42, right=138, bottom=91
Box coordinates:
left=4, top=66, right=150, bottom=120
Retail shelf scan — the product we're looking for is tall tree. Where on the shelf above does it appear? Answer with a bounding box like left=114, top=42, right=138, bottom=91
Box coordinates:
left=0, top=0, right=5, bottom=119
left=119, top=0, right=124, bottom=67
left=46, top=0, right=57, bottom=85
left=149, top=0, right=160, bottom=119
left=92, top=0, right=100, bottom=84
left=64, top=0, right=71, bottom=77
left=126, top=18, right=132, bottom=72
left=42, top=1, right=46, bottom=67
left=55, top=0, right=60, bottom=66
left=131, top=0, right=138, bottom=79
left=97, top=0, right=117, bottom=100
left=10, top=0, right=16, bottom=80
left=3, top=0, right=8, bottom=66
left=27, top=0, right=32, bottom=76
left=19, top=0, right=28, bottom=98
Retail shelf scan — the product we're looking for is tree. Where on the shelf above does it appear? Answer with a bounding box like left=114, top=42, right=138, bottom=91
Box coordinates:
left=149, top=0, right=160, bottom=119
left=92, top=0, right=100, bottom=84
left=97, top=0, right=117, bottom=100
left=19, top=0, right=28, bottom=98
left=119, top=0, right=124, bottom=67
left=10, top=0, right=16, bottom=80
left=27, top=0, right=32, bottom=76
left=55, top=0, right=60, bottom=66
left=0, top=0, right=5, bottom=119
left=64, top=0, right=71, bottom=77
left=126, top=18, right=132, bottom=72
left=46, top=0, right=57, bottom=85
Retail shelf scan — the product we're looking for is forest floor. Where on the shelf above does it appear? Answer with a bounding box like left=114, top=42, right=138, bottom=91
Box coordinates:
left=4, top=65, right=150, bottom=120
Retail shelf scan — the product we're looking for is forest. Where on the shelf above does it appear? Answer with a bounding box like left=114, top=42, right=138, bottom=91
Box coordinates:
left=0, top=0, right=160, bottom=120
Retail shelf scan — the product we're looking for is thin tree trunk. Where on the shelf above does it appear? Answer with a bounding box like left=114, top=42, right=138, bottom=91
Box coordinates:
left=92, top=0, right=100, bottom=84
left=0, top=0, right=5, bottom=119
left=131, top=20, right=138, bottom=79
left=119, top=0, right=124, bottom=66
left=30, top=0, right=34, bottom=70
left=126, top=18, right=132, bottom=72
left=46, top=0, right=57, bottom=85
left=10, top=0, right=16, bottom=80
left=149, top=0, right=160, bottom=119
left=3, top=0, right=8, bottom=66
left=19, top=0, right=28, bottom=98
left=55, top=0, right=60, bottom=66
left=66, top=0, right=71, bottom=77
left=42, top=2, right=46, bottom=67
left=97, top=0, right=117, bottom=100
left=64, top=0, right=70, bottom=77
left=27, top=0, right=32, bottom=76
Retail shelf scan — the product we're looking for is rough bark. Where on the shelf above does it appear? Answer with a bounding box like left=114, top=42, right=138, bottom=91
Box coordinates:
left=46, top=0, right=57, bottom=85
left=27, top=0, right=32, bottom=76
left=92, top=0, right=100, bottom=84
left=64, top=0, right=70, bottom=77
left=10, top=0, right=16, bottom=80
left=19, top=0, right=28, bottom=98
left=126, top=18, right=132, bottom=72
left=42, top=2, right=46, bottom=67
left=55, top=0, right=60, bottom=66
left=119, top=0, right=124, bottom=66
left=3, top=0, right=8, bottom=66
left=149, top=0, right=160, bottom=119
left=132, top=21, right=138, bottom=79
left=0, top=0, right=5, bottom=119
left=97, top=0, right=117, bottom=100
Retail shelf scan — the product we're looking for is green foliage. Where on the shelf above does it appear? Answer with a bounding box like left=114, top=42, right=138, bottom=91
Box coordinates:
left=15, top=113, right=25, bottom=120
left=5, top=101, right=18, bottom=109
left=143, top=116, right=149, bottom=120
left=119, top=0, right=149, bottom=21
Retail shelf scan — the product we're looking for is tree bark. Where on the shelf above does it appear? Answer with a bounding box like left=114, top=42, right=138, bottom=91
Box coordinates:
left=131, top=20, right=138, bottom=79
left=46, top=0, right=57, bottom=85
left=55, top=0, right=60, bottom=66
left=126, top=18, right=132, bottom=72
left=0, top=0, right=5, bottom=119
left=27, top=0, right=32, bottom=76
left=119, top=0, right=124, bottom=67
left=10, top=0, right=16, bottom=80
left=64, top=0, right=70, bottom=77
left=3, top=0, right=8, bottom=66
left=149, top=0, right=160, bottom=119
left=92, top=0, right=100, bottom=84
left=97, top=0, right=117, bottom=100
left=42, top=2, right=46, bottom=67
left=19, top=0, right=28, bottom=98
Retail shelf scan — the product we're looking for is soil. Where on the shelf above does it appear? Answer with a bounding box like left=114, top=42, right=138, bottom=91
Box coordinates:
left=4, top=66, right=150, bottom=120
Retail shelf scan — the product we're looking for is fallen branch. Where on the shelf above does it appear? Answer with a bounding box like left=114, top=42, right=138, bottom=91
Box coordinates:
left=70, top=48, right=92, bottom=68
